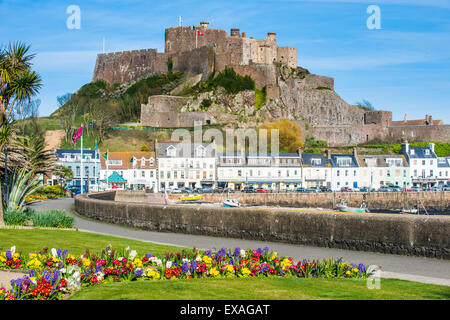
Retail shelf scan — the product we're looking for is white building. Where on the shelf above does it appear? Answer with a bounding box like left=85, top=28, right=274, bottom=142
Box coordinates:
left=301, top=151, right=332, bottom=188
left=330, top=151, right=360, bottom=191
left=217, top=152, right=302, bottom=191
left=357, top=154, right=410, bottom=189
left=401, top=142, right=438, bottom=188
left=155, top=141, right=217, bottom=190
left=99, top=151, right=158, bottom=191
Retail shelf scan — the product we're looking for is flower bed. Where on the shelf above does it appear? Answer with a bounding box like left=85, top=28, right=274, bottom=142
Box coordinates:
left=0, top=246, right=369, bottom=300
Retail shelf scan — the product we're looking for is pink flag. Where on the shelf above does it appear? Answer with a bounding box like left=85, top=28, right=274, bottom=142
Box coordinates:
left=72, top=127, right=83, bottom=145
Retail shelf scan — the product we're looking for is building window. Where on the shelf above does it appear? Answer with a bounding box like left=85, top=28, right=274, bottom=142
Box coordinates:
left=238, top=170, right=242, bottom=177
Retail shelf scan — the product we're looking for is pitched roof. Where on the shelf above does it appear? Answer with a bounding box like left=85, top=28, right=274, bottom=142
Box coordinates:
left=301, top=153, right=332, bottom=167
left=100, top=151, right=156, bottom=169
left=106, top=171, right=127, bottom=183
left=155, top=142, right=216, bottom=158
left=407, top=147, right=437, bottom=159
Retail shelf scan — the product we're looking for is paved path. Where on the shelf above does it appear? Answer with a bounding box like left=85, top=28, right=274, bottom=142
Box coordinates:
left=30, top=198, right=450, bottom=286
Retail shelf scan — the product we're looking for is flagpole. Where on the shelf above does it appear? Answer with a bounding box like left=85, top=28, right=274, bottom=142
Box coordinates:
left=106, top=149, right=109, bottom=190
left=80, top=129, right=84, bottom=194
left=196, top=30, right=198, bottom=49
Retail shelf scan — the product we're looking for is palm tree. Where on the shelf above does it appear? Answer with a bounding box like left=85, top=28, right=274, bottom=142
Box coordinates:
left=16, top=135, right=56, bottom=174
left=0, top=41, right=42, bottom=226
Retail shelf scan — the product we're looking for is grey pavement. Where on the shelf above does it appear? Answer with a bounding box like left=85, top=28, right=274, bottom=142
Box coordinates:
left=29, top=198, right=450, bottom=286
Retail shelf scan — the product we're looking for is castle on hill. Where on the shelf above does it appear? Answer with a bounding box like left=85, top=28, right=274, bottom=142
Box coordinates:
left=92, top=22, right=449, bottom=146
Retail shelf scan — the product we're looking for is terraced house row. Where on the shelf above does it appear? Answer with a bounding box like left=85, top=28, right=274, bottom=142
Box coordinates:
left=51, top=141, right=450, bottom=193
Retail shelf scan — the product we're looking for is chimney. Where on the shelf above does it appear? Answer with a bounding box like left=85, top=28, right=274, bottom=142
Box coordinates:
left=325, top=148, right=331, bottom=160
left=241, top=32, right=246, bottom=38
left=401, top=139, right=409, bottom=155
left=230, top=28, right=240, bottom=37
left=404, top=113, right=407, bottom=123
left=352, top=147, right=358, bottom=157
left=297, top=146, right=303, bottom=157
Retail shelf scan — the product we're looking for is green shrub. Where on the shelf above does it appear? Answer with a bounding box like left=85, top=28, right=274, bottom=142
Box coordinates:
left=31, top=210, right=75, bottom=228
left=199, top=98, right=212, bottom=111
left=4, top=208, right=34, bottom=226
left=255, top=87, right=267, bottom=110
left=206, top=68, right=255, bottom=94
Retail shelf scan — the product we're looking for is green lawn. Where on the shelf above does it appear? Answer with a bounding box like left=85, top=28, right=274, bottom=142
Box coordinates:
left=1, top=229, right=449, bottom=300
left=70, top=277, right=450, bottom=300
left=0, top=229, right=186, bottom=257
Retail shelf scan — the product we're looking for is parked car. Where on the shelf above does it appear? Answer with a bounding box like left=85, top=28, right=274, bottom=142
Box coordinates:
left=319, top=186, right=332, bottom=193
left=167, top=187, right=182, bottom=194
left=181, top=187, right=194, bottom=194
left=391, top=186, right=403, bottom=192
left=410, top=186, right=422, bottom=192
left=198, top=187, right=213, bottom=193
left=295, top=187, right=309, bottom=193
left=67, top=185, right=88, bottom=195
left=242, top=187, right=257, bottom=193
left=378, top=186, right=393, bottom=192
left=340, top=187, right=353, bottom=192
left=307, top=187, right=321, bottom=193
left=429, top=186, right=442, bottom=192
left=359, top=187, right=371, bottom=193
left=257, top=188, right=268, bottom=193
left=442, top=185, right=450, bottom=191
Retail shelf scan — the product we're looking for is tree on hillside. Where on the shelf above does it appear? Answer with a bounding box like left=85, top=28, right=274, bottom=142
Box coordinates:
left=259, top=119, right=304, bottom=153
left=355, top=100, right=375, bottom=111
left=0, top=42, right=42, bottom=226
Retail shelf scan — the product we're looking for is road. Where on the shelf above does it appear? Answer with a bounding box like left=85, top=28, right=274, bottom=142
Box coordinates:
left=30, top=198, right=450, bottom=286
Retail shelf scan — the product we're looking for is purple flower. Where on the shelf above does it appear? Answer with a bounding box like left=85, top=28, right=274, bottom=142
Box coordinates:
left=358, top=264, right=366, bottom=273
left=52, top=270, right=61, bottom=284
left=263, top=247, right=269, bottom=253
left=62, top=249, right=68, bottom=260
left=234, top=248, right=240, bottom=257
left=182, top=261, right=189, bottom=273
left=57, top=249, right=62, bottom=258
left=95, top=264, right=103, bottom=273
left=190, top=260, right=197, bottom=272
left=134, top=269, right=143, bottom=277
left=145, top=253, right=152, bottom=259
left=43, top=270, right=51, bottom=283
left=217, top=248, right=226, bottom=256
left=11, top=278, right=22, bottom=289
left=29, top=269, right=37, bottom=278
left=203, top=250, right=212, bottom=257
left=5, top=250, right=12, bottom=260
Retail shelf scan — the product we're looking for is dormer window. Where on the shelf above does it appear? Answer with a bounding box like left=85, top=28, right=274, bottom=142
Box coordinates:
left=311, top=158, right=321, bottom=166
left=337, top=157, right=352, bottom=166
left=425, top=150, right=430, bottom=155
left=166, top=145, right=176, bottom=157
left=410, top=149, right=415, bottom=155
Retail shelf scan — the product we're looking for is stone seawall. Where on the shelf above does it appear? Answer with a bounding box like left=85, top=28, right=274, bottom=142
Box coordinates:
left=76, top=192, right=450, bottom=259
left=165, top=191, right=450, bottom=213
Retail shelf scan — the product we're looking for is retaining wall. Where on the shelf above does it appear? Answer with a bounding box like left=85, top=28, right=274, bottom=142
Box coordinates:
left=75, top=192, right=450, bottom=259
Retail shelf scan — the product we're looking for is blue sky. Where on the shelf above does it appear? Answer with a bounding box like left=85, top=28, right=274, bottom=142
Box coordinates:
left=1, top=0, right=449, bottom=122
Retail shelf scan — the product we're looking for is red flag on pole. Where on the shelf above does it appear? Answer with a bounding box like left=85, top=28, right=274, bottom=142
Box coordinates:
left=197, top=31, right=204, bottom=36
left=72, top=127, right=83, bottom=145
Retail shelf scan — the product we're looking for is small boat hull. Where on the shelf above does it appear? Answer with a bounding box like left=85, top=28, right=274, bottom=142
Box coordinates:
left=223, top=199, right=241, bottom=207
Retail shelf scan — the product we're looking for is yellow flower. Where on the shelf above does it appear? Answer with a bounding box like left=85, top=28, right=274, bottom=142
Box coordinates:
left=0, top=256, right=5, bottom=263
left=225, top=265, right=234, bottom=273
left=281, top=258, right=293, bottom=270
left=346, top=270, right=351, bottom=275
left=26, top=259, right=42, bottom=269
left=209, top=267, right=220, bottom=277
left=241, top=268, right=251, bottom=276
left=82, top=258, right=91, bottom=267
left=202, top=255, right=213, bottom=266
left=132, top=258, right=143, bottom=268
left=271, top=253, right=277, bottom=261
left=352, top=268, right=359, bottom=273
